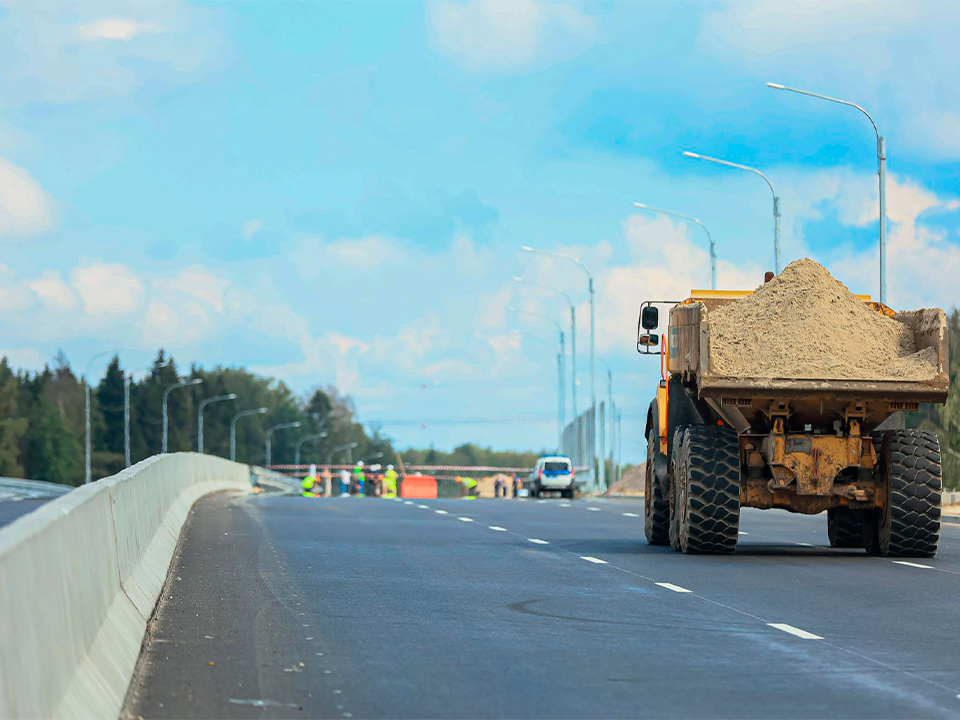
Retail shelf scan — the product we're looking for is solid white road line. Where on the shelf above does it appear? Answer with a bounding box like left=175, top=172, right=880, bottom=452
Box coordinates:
left=488, top=526, right=507, bottom=532
left=580, top=556, right=608, bottom=564
left=892, top=560, right=934, bottom=569
left=417, top=504, right=429, bottom=509
left=458, top=517, right=474, bottom=523
left=656, top=582, right=692, bottom=593
left=622, top=512, right=640, bottom=518
left=435, top=510, right=448, bottom=515
left=528, top=538, right=549, bottom=545
left=587, top=507, right=601, bottom=512
left=768, top=623, right=823, bottom=640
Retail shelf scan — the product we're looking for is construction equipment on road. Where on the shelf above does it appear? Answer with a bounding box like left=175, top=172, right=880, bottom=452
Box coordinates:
left=639, top=259, right=950, bottom=557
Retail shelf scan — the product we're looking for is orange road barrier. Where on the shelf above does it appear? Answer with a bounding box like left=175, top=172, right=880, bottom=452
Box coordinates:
left=400, top=475, right=438, bottom=499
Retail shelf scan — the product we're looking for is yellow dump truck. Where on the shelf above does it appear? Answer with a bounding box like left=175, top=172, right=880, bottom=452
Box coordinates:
left=639, top=288, right=950, bottom=557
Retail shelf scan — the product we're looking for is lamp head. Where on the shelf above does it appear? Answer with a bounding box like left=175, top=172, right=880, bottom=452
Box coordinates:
left=766, top=82, right=786, bottom=90
left=681, top=151, right=701, bottom=159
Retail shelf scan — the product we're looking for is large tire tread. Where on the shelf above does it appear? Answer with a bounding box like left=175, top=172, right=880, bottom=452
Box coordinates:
left=678, top=425, right=741, bottom=555
left=873, top=429, right=941, bottom=558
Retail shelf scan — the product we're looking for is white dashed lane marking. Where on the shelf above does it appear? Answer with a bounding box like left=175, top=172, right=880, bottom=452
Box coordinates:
left=488, top=526, right=507, bottom=532
left=404, top=501, right=414, bottom=505
left=656, top=582, right=692, bottom=593
left=527, top=538, right=549, bottom=545
left=458, top=517, right=474, bottom=523
left=587, top=507, right=601, bottom=512
left=796, top=542, right=813, bottom=547
left=435, top=510, right=448, bottom=515
left=580, top=556, right=608, bottom=564
left=622, top=512, right=640, bottom=518
left=892, top=560, right=934, bottom=569
left=417, top=504, right=429, bottom=509
left=768, top=623, right=823, bottom=640
left=738, top=531, right=749, bottom=535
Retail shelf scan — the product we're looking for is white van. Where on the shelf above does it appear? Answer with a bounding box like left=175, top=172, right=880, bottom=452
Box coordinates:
left=529, top=455, right=575, bottom=499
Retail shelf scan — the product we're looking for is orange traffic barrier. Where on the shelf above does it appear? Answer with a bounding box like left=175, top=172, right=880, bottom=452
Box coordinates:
left=400, top=475, right=437, bottom=499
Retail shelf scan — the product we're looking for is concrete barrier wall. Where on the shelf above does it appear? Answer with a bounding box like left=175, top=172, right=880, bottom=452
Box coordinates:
left=0, top=453, right=250, bottom=719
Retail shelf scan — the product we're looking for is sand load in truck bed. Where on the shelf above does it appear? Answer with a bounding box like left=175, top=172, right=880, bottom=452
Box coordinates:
left=709, top=259, right=941, bottom=381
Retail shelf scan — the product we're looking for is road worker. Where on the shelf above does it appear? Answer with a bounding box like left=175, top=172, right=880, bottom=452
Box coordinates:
left=383, top=465, right=398, bottom=498
left=353, top=461, right=365, bottom=495
left=339, top=468, right=350, bottom=496
left=301, top=463, right=319, bottom=497
left=459, top=476, right=478, bottom=500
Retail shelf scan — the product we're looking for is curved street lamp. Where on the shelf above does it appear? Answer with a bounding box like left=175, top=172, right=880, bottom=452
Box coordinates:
left=682, top=150, right=781, bottom=274
left=767, top=82, right=886, bottom=303
left=327, top=441, right=359, bottom=466
left=230, top=407, right=267, bottom=462
left=198, top=394, right=237, bottom=453
left=265, top=421, right=301, bottom=468
left=631, top=202, right=717, bottom=289
left=162, top=378, right=203, bottom=454
left=512, top=276, right=578, bottom=418
left=295, top=432, right=328, bottom=466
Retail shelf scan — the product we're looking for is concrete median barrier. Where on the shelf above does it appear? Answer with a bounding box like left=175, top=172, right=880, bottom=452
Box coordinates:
left=0, top=453, right=250, bottom=719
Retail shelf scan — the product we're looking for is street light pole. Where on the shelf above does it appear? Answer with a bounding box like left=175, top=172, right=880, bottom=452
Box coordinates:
left=266, top=421, right=301, bottom=468
left=508, top=307, right=565, bottom=450
left=512, top=276, right=577, bottom=419
left=681, top=151, right=781, bottom=274
left=631, top=202, right=717, bottom=289
left=766, top=82, right=886, bottom=303
left=84, top=350, right=123, bottom=484
left=520, top=246, right=600, bottom=490
left=197, top=394, right=237, bottom=454
left=230, top=407, right=267, bottom=462
left=295, top=432, right=328, bottom=466
left=508, top=306, right=565, bottom=440
left=162, top=378, right=203, bottom=453
left=327, top=442, right=358, bottom=465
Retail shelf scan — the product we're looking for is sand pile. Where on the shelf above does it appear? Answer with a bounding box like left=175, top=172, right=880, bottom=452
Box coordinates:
left=605, top=463, right=645, bottom=496
left=709, top=259, right=938, bottom=381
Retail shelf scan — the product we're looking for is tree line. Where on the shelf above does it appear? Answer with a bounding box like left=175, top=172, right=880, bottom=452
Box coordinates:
left=907, top=309, right=960, bottom=489
left=0, top=350, right=395, bottom=485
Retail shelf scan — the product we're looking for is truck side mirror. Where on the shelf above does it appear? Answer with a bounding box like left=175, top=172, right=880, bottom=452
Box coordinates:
left=641, top=306, right=659, bottom=330
left=638, top=334, right=659, bottom=348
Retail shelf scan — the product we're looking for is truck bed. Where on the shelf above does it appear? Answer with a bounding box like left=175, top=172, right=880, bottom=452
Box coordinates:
left=668, top=302, right=949, bottom=430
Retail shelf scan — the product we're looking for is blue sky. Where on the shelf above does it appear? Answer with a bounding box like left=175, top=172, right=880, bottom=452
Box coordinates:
left=1, top=1, right=959, bottom=461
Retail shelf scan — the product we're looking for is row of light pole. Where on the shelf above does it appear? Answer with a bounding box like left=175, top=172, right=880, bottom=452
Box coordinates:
left=82, top=356, right=336, bottom=481
left=631, top=82, right=886, bottom=300
left=511, top=246, right=606, bottom=490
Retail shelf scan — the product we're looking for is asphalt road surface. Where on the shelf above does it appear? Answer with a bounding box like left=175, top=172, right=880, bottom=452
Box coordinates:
left=0, top=498, right=54, bottom=529
left=123, top=493, right=960, bottom=719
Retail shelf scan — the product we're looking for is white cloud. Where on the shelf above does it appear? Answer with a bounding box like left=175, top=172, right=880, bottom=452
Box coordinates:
left=0, top=2, right=229, bottom=107
left=427, top=0, right=596, bottom=71
left=0, top=156, right=55, bottom=239
left=28, top=270, right=77, bottom=312
left=71, top=261, right=145, bottom=319
left=75, top=17, right=164, bottom=42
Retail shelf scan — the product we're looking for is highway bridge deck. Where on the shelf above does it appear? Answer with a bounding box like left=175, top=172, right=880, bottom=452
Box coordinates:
left=123, top=493, right=960, bottom=719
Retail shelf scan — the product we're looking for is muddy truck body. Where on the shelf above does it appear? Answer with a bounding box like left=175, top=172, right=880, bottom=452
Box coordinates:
left=639, top=290, right=950, bottom=556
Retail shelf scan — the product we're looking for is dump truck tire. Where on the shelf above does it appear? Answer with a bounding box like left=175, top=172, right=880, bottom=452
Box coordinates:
left=645, top=427, right=670, bottom=545
left=676, top=425, right=741, bottom=554
left=866, top=430, right=941, bottom=558
left=668, top=426, right=688, bottom=551
left=827, top=508, right=865, bottom=549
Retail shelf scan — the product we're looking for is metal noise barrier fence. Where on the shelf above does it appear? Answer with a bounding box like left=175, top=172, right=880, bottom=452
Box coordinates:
left=561, top=405, right=596, bottom=489
left=0, top=452, right=251, bottom=719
